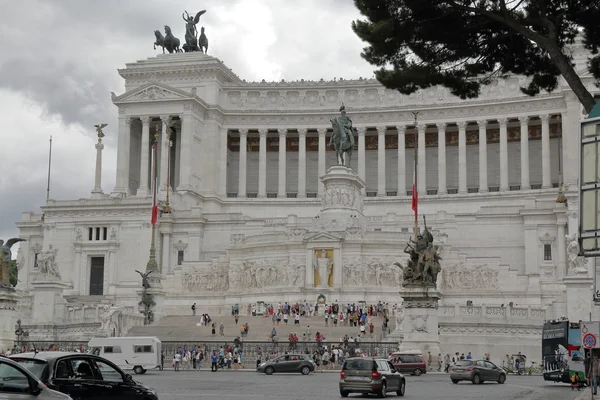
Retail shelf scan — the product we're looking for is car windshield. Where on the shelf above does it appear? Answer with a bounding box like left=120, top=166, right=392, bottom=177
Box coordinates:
left=12, top=359, right=46, bottom=378
left=455, top=360, right=473, bottom=366
left=344, top=359, right=374, bottom=371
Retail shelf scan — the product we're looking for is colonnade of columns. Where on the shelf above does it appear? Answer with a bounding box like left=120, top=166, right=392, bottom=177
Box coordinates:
left=232, top=114, right=558, bottom=198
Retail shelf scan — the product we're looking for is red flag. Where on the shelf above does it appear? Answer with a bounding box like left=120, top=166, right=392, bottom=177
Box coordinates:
left=411, top=158, right=418, bottom=218
left=151, top=142, right=158, bottom=226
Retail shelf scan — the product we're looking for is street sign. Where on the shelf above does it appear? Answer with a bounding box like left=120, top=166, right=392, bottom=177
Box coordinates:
left=579, top=110, right=600, bottom=256
left=581, top=322, right=600, bottom=349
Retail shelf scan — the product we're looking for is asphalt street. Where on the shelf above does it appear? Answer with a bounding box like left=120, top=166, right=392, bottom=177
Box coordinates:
left=135, top=370, right=586, bottom=400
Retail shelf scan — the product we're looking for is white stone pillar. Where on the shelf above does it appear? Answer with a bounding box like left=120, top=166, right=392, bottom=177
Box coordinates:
left=478, top=120, right=488, bottom=193
left=318, top=128, right=326, bottom=195
left=258, top=128, right=267, bottom=198
left=137, top=117, right=151, bottom=197
left=541, top=114, right=552, bottom=188
left=397, top=126, right=406, bottom=196
left=417, top=124, right=426, bottom=193
left=178, top=115, right=192, bottom=191
left=377, top=126, right=386, bottom=196
left=219, top=127, right=228, bottom=196
left=159, top=116, right=170, bottom=190
left=458, top=121, right=467, bottom=194
left=238, top=129, right=248, bottom=198
left=519, top=116, right=530, bottom=190
left=162, top=233, right=171, bottom=275
left=499, top=118, right=509, bottom=191
left=112, top=116, right=131, bottom=195
left=557, top=216, right=567, bottom=278
left=437, top=123, right=447, bottom=194
left=91, top=134, right=105, bottom=199
left=298, top=129, right=307, bottom=198
left=358, top=127, right=366, bottom=185
left=277, top=129, right=287, bottom=198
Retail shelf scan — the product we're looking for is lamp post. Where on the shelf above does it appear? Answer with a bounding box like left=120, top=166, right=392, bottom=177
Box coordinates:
left=14, top=319, right=28, bottom=349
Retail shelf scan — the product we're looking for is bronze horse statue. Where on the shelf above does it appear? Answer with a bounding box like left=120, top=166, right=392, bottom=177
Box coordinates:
left=162, top=25, right=182, bottom=54
left=198, top=27, right=208, bottom=54
left=329, top=117, right=354, bottom=166
left=154, top=30, right=166, bottom=53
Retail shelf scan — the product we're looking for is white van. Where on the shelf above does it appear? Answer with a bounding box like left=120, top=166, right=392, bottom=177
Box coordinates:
left=88, top=336, right=162, bottom=374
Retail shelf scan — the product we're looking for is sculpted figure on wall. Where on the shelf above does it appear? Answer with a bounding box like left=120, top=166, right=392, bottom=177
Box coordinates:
left=343, top=256, right=403, bottom=287
left=183, top=264, right=229, bottom=292
left=441, top=263, right=499, bottom=290
left=35, top=245, right=61, bottom=281
left=321, top=185, right=363, bottom=212
left=394, top=217, right=441, bottom=287
left=313, top=250, right=333, bottom=287
left=566, top=233, right=588, bottom=275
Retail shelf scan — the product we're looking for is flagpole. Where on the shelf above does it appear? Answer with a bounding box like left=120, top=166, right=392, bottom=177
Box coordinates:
left=146, top=126, right=159, bottom=274
left=46, top=136, right=53, bottom=201
left=411, top=111, right=420, bottom=241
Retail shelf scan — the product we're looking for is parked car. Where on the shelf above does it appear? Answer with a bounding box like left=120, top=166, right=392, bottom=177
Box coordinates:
left=389, top=351, right=427, bottom=376
left=10, top=352, right=158, bottom=400
left=0, top=355, right=72, bottom=399
left=450, top=359, right=507, bottom=384
left=256, top=354, right=315, bottom=375
left=339, top=357, right=406, bottom=397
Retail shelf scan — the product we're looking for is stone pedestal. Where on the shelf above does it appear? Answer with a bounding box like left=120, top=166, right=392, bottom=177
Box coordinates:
left=564, top=273, right=593, bottom=322
left=398, top=286, right=442, bottom=365
left=31, top=280, right=70, bottom=325
left=136, top=284, right=166, bottom=325
left=0, top=289, right=18, bottom=351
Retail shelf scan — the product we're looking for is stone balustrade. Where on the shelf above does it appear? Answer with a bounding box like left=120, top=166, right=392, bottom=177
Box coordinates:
left=439, top=304, right=546, bottom=324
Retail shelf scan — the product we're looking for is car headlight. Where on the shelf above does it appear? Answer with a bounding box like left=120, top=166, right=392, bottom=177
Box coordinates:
left=259, top=363, right=266, bottom=367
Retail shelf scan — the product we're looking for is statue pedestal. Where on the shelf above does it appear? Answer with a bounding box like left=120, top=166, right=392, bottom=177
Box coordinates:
left=314, top=166, right=366, bottom=233
left=398, top=286, right=441, bottom=366
left=0, top=289, right=18, bottom=351
left=564, top=274, right=593, bottom=322
left=31, top=280, right=70, bottom=325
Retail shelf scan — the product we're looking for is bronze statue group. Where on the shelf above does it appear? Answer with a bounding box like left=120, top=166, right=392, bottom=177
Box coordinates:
left=154, top=10, right=209, bottom=54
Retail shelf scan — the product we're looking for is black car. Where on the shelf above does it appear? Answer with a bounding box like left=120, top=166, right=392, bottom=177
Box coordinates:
left=10, top=352, right=158, bottom=400
left=339, top=357, right=406, bottom=397
left=256, top=353, right=315, bottom=375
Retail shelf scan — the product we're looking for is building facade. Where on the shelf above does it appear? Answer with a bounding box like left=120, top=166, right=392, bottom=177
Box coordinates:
left=12, top=45, right=600, bottom=356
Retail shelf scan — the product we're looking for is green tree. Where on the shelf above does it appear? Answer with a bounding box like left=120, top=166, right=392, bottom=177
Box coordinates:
left=352, top=0, right=600, bottom=113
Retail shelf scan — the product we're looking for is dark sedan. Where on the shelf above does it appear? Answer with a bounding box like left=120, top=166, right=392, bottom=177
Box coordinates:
left=10, top=352, right=158, bottom=400
left=257, top=354, right=315, bottom=375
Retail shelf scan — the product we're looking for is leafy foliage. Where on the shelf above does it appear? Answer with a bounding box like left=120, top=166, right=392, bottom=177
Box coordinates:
left=352, top=0, right=600, bottom=111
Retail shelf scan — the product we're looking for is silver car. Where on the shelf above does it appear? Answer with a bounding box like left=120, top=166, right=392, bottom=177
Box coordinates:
left=450, top=359, right=507, bottom=384
left=0, top=355, right=71, bottom=399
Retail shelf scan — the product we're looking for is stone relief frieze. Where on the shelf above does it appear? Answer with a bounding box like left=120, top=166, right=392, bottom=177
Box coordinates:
left=182, top=265, right=229, bottom=292
left=439, top=325, right=542, bottom=335
left=129, top=87, right=184, bottom=101
left=322, top=185, right=363, bottom=212
left=410, top=315, right=429, bottom=333
left=230, top=234, right=246, bottom=245
left=441, top=264, right=499, bottom=291
left=286, top=228, right=308, bottom=238
left=342, top=256, right=403, bottom=287
left=228, top=257, right=304, bottom=290
left=33, top=245, right=61, bottom=281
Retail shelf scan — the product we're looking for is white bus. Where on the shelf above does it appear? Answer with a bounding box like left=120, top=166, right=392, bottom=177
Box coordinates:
left=88, top=336, right=162, bottom=375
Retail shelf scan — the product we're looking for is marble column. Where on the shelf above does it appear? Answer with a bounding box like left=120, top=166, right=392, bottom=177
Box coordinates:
left=161, top=232, right=171, bottom=275
left=377, top=126, right=386, bottom=196
left=159, top=116, right=170, bottom=190
left=112, top=116, right=131, bottom=195
left=219, top=127, right=228, bottom=196
left=178, top=115, right=192, bottom=191
left=258, top=128, right=267, bottom=198
left=417, top=124, right=426, bottom=193
left=358, top=127, right=366, bottom=187
left=397, top=126, right=406, bottom=196
left=318, top=128, right=326, bottom=196
left=277, top=129, right=287, bottom=198
left=91, top=134, right=105, bottom=199
left=541, top=114, right=552, bottom=188
left=137, top=117, right=151, bottom=197
left=519, top=116, right=530, bottom=190
left=238, top=129, right=248, bottom=198
left=557, top=217, right=567, bottom=278
left=437, top=123, right=447, bottom=194
left=298, top=129, right=307, bottom=198
left=458, top=121, right=467, bottom=194
left=478, top=120, right=488, bottom=193
left=499, top=118, right=509, bottom=191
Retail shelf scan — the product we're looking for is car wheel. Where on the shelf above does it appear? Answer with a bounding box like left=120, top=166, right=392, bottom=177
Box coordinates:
left=377, top=382, right=387, bottom=398
left=452, top=379, right=459, bottom=384
left=414, top=368, right=422, bottom=376
left=133, top=366, right=145, bottom=375
left=498, top=374, right=506, bottom=384
left=397, top=380, right=405, bottom=396
left=472, top=374, right=480, bottom=384
left=265, top=366, right=274, bottom=375
left=301, top=366, right=310, bottom=375
left=340, top=390, right=349, bottom=397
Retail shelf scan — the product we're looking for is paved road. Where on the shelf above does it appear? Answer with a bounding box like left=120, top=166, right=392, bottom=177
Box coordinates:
left=135, top=370, right=585, bottom=400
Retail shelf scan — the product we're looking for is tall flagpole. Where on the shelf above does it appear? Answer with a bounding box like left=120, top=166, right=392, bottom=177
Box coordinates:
left=46, top=136, right=53, bottom=201
left=411, top=111, right=420, bottom=241
left=146, top=126, right=159, bottom=275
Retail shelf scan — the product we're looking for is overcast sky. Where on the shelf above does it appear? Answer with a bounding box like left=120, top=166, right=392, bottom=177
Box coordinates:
left=0, top=0, right=375, bottom=241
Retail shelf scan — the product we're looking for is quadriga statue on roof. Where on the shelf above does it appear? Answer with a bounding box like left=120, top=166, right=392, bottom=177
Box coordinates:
left=394, top=216, right=442, bottom=287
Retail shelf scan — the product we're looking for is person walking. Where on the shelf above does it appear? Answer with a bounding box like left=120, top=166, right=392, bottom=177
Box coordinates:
left=211, top=350, right=218, bottom=372
left=588, top=354, right=600, bottom=395
left=191, top=303, right=196, bottom=316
